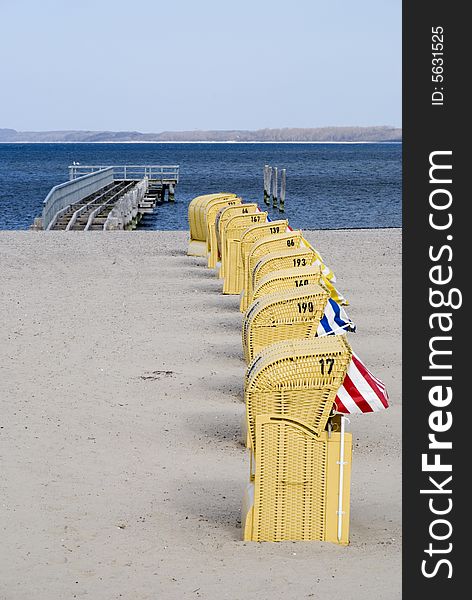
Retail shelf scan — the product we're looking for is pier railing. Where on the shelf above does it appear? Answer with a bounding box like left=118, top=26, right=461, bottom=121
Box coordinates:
left=43, top=168, right=114, bottom=230
left=68, top=165, right=180, bottom=183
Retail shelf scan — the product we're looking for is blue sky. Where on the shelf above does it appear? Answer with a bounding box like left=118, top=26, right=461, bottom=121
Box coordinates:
left=0, top=0, right=401, bottom=131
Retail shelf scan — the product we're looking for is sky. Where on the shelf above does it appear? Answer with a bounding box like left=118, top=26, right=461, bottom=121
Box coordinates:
left=0, top=0, right=401, bottom=132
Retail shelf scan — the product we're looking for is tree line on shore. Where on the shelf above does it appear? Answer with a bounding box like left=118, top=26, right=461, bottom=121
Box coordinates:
left=0, top=126, right=401, bottom=143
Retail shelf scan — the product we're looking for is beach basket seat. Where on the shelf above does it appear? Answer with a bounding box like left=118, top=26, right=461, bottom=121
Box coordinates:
left=212, top=203, right=259, bottom=273
left=205, top=197, right=243, bottom=268
left=244, top=336, right=352, bottom=450
left=242, top=284, right=330, bottom=363
left=221, top=212, right=269, bottom=294
left=187, top=193, right=237, bottom=256
left=240, top=230, right=303, bottom=312
left=242, top=414, right=352, bottom=544
left=252, top=264, right=323, bottom=302
left=251, top=248, right=318, bottom=294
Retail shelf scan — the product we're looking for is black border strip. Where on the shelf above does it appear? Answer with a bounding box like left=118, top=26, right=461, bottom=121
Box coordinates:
left=403, top=3, right=466, bottom=596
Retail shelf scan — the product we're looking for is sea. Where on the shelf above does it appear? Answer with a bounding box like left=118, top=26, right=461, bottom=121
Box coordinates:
left=0, top=143, right=401, bottom=231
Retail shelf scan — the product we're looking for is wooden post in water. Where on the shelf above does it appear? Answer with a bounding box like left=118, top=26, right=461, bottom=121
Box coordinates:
left=265, top=166, right=272, bottom=205
left=263, top=165, right=270, bottom=205
left=279, top=168, right=286, bottom=212
left=272, top=166, right=278, bottom=208
left=168, top=183, right=175, bottom=202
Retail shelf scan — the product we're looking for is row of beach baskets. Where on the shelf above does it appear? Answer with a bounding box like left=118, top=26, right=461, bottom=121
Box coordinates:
left=187, top=192, right=389, bottom=544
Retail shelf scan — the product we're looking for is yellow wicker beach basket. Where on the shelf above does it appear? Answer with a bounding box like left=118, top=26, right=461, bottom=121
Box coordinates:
left=239, top=220, right=289, bottom=272
left=242, top=284, right=329, bottom=363
left=188, top=193, right=237, bottom=256
left=244, top=336, right=352, bottom=448
left=237, top=221, right=289, bottom=292
left=214, top=204, right=259, bottom=276
left=240, top=230, right=303, bottom=312
left=199, top=196, right=240, bottom=256
left=252, top=264, right=323, bottom=302
left=205, top=197, right=243, bottom=267
left=221, top=212, right=268, bottom=294
left=251, top=248, right=318, bottom=295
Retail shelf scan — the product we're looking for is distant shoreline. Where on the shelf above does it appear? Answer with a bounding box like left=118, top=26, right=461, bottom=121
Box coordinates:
left=0, top=126, right=402, bottom=144
left=0, top=140, right=402, bottom=145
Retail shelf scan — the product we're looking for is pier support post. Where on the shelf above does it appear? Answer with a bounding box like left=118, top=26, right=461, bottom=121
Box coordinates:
left=31, top=217, right=44, bottom=231
left=272, top=166, right=278, bottom=208
left=168, top=183, right=175, bottom=202
left=280, top=168, right=286, bottom=212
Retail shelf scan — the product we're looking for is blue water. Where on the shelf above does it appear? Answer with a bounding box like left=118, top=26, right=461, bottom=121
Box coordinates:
left=0, top=143, right=401, bottom=230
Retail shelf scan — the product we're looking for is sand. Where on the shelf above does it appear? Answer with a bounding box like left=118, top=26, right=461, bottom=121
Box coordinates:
left=0, top=229, right=401, bottom=600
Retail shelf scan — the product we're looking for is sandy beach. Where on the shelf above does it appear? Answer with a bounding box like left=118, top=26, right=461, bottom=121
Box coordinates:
left=0, top=229, right=401, bottom=600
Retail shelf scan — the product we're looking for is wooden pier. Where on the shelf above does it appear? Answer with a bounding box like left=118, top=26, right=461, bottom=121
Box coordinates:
left=35, top=165, right=179, bottom=231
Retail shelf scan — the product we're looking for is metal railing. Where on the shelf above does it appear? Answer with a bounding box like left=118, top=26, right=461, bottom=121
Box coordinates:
left=43, top=168, right=114, bottom=230
left=68, top=165, right=180, bottom=183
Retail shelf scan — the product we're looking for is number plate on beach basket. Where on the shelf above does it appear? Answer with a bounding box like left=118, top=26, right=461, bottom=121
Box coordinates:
left=242, top=284, right=330, bottom=363
left=242, top=415, right=352, bottom=544
left=215, top=204, right=259, bottom=276
left=240, top=230, right=303, bottom=312
left=187, top=193, right=237, bottom=256
left=252, top=264, right=323, bottom=302
left=221, top=212, right=269, bottom=294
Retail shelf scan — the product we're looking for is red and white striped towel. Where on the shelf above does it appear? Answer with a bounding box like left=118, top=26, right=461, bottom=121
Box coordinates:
left=335, top=353, right=389, bottom=414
